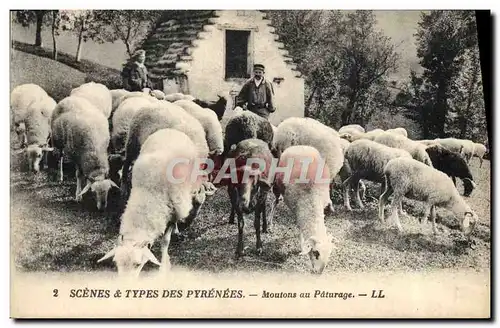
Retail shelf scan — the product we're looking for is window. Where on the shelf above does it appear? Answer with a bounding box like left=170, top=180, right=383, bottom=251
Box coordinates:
left=225, top=30, right=251, bottom=79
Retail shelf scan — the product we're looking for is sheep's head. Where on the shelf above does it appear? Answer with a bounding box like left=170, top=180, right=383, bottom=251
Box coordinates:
left=463, top=178, right=476, bottom=197
left=97, top=237, right=160, bottom=279
left=78, top=178, right=119, bottom=210
left=24, top=143, right=54, bottom=173
left=461, top=211, right=478, bottom=238
left=236, top=166, right=271, bottom=214
left=301, top=235, right=333, bottom=275
left=339, top=132, right=354, bottom=142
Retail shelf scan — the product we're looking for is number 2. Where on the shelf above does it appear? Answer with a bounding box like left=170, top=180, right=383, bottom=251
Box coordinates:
left=53, top=289, right=58, bottom=297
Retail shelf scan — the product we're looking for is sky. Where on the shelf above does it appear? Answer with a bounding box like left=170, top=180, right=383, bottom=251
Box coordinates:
left=374, top=10, right=426, bottom=82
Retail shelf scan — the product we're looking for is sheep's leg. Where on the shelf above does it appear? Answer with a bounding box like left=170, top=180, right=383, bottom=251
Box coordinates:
left=75, top=168, right=83, bottom=202
left=421, top=206, right=430, bottom=224
left=159, top=223, right=176, bottom=273
left=59, top=151, right=64, bottom=182
left=388, top=193, right=404, bottom=232
left=254, top=206, right=263, bottom=255
left=479, top=157, right=483, bottom=168
left=378, top=181, right=393, bottom=223
left=430, top=205, right=438, bottom=235
left=451, top=176, right=457, bottom=186
left=342, top=176, right=353, bottom=211
left=353, top=174, right=365, bottom=209
left=228, top=185, right=237, bottom=224
left=260, top=190, right=269, bottom=234
left=359, top=181, right=367, bottom=201
left=236, top=209, right=245, bottom=258
left=119, top=159, right=131, bottom=198
left=265, top=186, right=281, bottom=233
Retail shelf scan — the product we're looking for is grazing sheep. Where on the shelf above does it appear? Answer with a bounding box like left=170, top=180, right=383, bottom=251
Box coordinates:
left=338, top=124, right=365, bottom=136
left=340, top=128, right=385, bottom=142
left=97, top=128, right=215, bottom=277
left=270, top=117, right=342, bottom=223
left=417, top=139, right=440, bottom=147
left=374, top=132, right=433, bottom=167
left=343, top=139, right=412, bottom=210
left=70, top=82, right=113, bottom=118
left=273, top=117, right=344, bottom=184
left=434, top=138, right=475, bottom=163
left=225, top=139, right=273, bottom=257
left=174, top=99, right=224, bottom=156
left=336, top=138, right=366, bottom=210
left=473, top=142, right=488, bottom=168
left=149, top=89, right=166, bottom=100
left=193, top=93, right=229, bottom=121
left=425, top=144, right=476, bottom=197
left=19, top=104, right=54, bottom=173
left=164, top=93, right=187, bottom=102
left=223, top=111, right=274, bottom=157
left=120, top=102, right=209, bottom=199
left=111, top=96, right=157, bottom=154
left=51, top=96, right=118, bottom=210
left=385, top=127, right=408, bottom=138
left=274, top=145, right=333, bottom=274
left=379, top=157, right=478, bottom=238
left=11, top=83, right=51, bottom=147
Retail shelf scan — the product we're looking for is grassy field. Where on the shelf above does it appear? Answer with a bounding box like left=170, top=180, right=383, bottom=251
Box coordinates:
left=10, top=49, right=491, bottom=276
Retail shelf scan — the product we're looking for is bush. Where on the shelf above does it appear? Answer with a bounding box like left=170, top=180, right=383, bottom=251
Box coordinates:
left=366, top=110, right=422, bottom=139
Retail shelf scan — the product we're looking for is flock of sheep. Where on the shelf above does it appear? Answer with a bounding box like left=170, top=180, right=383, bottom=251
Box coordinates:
left=10, top=81, right=488, bottom=278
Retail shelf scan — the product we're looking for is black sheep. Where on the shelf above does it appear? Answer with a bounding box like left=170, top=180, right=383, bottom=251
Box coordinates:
left=425, top=144, right=476, bottom=197
left=193, top=95, right=228, bottom=121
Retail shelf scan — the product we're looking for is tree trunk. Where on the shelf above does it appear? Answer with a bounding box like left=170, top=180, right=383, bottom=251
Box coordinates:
left=125, top=41, right=133, bottom=58
left=51, top=11, right=57, bottom=61
left=304, top=85, right=317, bottom=117
left=75, top=22, right=84, bottom=63
left=35, top=11, right=44, bottom=47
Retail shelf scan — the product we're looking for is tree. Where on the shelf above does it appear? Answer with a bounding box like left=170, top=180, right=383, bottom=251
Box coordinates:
left=265, top=10, right=399, bottom=128
left=12, top=10, right=50, bottom=47
left=95, top=10, right=162, bottom=58
left=59, top=10, right=107, bottom=62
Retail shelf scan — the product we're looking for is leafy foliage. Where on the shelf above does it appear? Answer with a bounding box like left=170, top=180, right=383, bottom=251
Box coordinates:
left=265, top=10, right=399, bottom=128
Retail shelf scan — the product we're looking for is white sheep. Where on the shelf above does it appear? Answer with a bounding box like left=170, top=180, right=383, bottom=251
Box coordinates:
left=97, top=128, right=214, bottom=277
left=70, top=82, right=113, bottom=118
left=120, top=101, right=209, bottom=198
left=335, top=138, right=368, bottom=210
left=149, top=89, right=166, bottom=100
left=274, top=145, right=333, bottom=274
left=10, top=83, right=52, bottom=146
left=373, top=132, right=433, bottom=167
left=385, top=127, right=408, bottom=138
left=343, top=139, right=412, bottom=210
left=338, top=124, right=365, bottom=136
left=173, top=99, right=224, bottom=156
left=18, top=104, right=55, bottom=172
left=164, top=92, right=187, bottom=102
left=340, top=128, right=385, bottom=142
left=473, top=142, right=487, bottom=167
left=379, top=157, right=478, bottom=238
left=111, top=96, right=157, bottom=154
left=274, top=117, right=344, bottom=180
left=51, top=96, right=118, bottom=210
left=434, top=138, right=475, bottom=164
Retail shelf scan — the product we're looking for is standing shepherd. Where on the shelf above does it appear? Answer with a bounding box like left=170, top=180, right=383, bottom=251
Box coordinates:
left=236, top=64, right=275, bottom=119
left=121, top=49, right=153, bottom=92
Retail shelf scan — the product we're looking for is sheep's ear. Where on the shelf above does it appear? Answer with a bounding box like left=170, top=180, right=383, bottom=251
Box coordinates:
left=258, top=177, right=272, bottom=191
left=77, top=181, right=92, bottom=198
left=110, top=180, right=120, bottom=189
left=14, top=148, right=25, bottom=155
left=142, top=247, right=161, bottom=266
left=464, top=211, right=473, bottom=218
left=42, top=146, right=54, bottom=152
left=97, top=248, right=116, bottom=263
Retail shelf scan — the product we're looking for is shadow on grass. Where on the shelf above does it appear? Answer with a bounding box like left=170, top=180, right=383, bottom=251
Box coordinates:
left=347, top=222, right=472, bottom=256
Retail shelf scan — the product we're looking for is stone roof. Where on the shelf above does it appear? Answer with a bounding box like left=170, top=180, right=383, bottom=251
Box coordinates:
left=141, top=10, right=302, bottom=80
